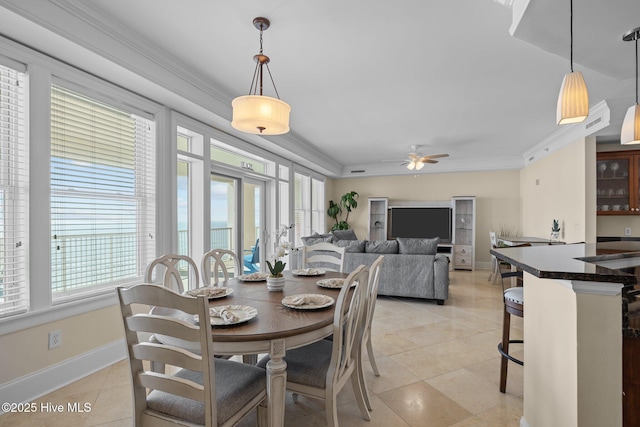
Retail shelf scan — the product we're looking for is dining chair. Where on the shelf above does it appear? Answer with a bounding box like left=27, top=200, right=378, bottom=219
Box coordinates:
left=358, top=255, right=384, bottom=411
left=301, top=242, right=346, bottom=272
left=201, top=249, right=241, bottom=285
left=117, top=283, right=267, bottom=426
left=144, top=253, right=200, bottom=293
left=257, top=264, right=370, bottom=427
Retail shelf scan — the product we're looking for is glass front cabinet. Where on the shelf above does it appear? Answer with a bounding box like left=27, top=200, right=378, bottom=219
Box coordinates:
left=596, top=150, right=640, bottom=215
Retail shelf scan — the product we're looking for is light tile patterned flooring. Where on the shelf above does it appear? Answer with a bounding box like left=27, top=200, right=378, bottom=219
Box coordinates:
left=0, top=270, right=523, bottom=426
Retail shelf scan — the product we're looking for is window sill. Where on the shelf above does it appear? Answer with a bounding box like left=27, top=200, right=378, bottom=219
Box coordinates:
left=0, top=291, right=118, bottom=335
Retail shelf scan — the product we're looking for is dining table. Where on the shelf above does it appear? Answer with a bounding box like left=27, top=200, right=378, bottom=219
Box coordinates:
left=202, top=269, right=348, bottom=427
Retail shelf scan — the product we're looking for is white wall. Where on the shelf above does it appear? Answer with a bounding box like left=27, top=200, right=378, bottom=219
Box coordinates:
left=520, top=137, right=596, bottom=243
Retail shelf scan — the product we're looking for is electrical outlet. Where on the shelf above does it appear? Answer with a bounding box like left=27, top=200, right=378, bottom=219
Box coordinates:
left=625, top=227, right=632, bottom=236
left=48, top=330, right=62, bottom=349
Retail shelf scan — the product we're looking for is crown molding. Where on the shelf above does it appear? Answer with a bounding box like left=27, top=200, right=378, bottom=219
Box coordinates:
left=522, top=100, right=610, bottom=166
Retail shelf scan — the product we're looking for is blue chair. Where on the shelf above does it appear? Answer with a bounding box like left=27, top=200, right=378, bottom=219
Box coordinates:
left=243, top=239, right=259, bottom=273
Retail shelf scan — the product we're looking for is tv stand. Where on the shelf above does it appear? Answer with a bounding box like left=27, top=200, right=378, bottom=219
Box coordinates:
left=437, top=244, right=453, bottom=271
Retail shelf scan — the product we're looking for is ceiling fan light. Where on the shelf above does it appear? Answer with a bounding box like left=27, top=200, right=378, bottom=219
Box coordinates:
left=415, top=161, right=425, bottom=170
left=232, top=95, right=291, bottom=135
left=556, top=71, right=589, bottom=125
left=621, top=104, right=640, bottom=145
left=407, top=161, right=415, bottom=170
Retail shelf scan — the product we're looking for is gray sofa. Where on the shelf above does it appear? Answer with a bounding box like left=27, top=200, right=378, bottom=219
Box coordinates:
left=301, top=231, right=450, bottom=304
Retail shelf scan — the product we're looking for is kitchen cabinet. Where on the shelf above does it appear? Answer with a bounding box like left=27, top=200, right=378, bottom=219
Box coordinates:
left=597, top=150, right=640, bottom=215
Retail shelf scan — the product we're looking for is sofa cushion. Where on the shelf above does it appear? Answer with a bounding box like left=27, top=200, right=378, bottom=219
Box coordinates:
left=301, top=232, right=333, bottom=246
left=365, top=240, right=399, bottom=254
left=397, top=237, right=439, bottom=255
left=334, top=239, right=366, bottom=253
left=331, top=229, right=358, bottom=241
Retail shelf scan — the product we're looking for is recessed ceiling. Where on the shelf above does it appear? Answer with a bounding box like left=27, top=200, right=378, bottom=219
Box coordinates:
left=0, top=0, right=638, bottom=176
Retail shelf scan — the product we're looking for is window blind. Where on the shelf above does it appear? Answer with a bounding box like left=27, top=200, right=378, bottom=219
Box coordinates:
left=294, top=172, right=311, bottom=245
left=311, top=178, right=325, bottom=235
left=50, top=85, right=156, bottom=299
left=0, top=64, right=27, bottom=317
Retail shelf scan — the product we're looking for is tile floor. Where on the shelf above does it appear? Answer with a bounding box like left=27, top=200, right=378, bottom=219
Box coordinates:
left=0, top=270, right=523, bottom=426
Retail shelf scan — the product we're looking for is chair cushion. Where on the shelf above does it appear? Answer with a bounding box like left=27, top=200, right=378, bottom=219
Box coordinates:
left=365, top=240, right=399, bottom=254
left=331, top=229, right=358, bottom=241
left=334, top=239, right=366, bottom=253
left=257, top=340, right=333, bottom=389
left=147, top=359, right=265, bottom=425
left=504, top=287, right=523, bottom=305
left=301, top=232, right=334, bottom=246
left=397, top=237, right=439, bottom=255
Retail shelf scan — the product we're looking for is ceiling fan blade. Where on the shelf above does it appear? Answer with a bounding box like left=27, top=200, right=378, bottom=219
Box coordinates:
left=418, top=153, right=449, bottom=162
left=423, top=159, right=439, bottom=164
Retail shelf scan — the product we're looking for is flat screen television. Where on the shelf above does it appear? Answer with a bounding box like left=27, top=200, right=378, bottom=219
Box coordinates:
left=389, top=207, right=452, bottom=243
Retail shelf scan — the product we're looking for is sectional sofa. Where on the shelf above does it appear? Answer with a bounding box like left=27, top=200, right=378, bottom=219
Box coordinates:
left=301, top=231, right=450, bottom=304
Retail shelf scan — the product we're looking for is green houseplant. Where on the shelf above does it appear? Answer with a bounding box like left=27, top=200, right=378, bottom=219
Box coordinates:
left=551, top=219, right=561, bottom=241
left=266, top=260, right=286, bottom=278
left=327, top=191, right=359, bottom=231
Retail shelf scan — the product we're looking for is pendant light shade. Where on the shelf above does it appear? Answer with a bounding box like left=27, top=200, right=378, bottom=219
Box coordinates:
left=231, top=17, right=290, bottom=135
left=621, top=27, right=640, bottom=145
left=557, top=71, right=589, bottom=124
left=232, top=95, right=290, bottom=135
left=557, top=0, right=588, bottom=125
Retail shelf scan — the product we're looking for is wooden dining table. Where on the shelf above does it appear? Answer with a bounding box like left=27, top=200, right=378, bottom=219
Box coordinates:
left=205, top=269, right=348, bottom=427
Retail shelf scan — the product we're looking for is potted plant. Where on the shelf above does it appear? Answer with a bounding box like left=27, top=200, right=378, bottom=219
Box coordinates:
left=265, top=224, right=293, bottom=291
left=551, top=219, right=561, bottom=241
left=327, top=191, right=359, bottom=231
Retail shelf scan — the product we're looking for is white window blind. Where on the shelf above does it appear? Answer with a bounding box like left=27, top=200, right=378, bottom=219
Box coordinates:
left=311, top=178, right=325, bottom=235
left=0, top=64, right=27, bottom=317
left=294, top=172, right=310, bottom=246
left=50, top=85, right=156, bottom=300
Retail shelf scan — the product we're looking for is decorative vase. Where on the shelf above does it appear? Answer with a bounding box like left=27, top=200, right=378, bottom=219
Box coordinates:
left=550, top=231, right=560, bottom=242
left=266, top=276, right=285, bottom=292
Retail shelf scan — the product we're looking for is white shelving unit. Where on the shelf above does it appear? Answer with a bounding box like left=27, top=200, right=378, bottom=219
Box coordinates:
left=368, top=197, right=388, bottom=241
left=452, top=196, right=476, bottom=270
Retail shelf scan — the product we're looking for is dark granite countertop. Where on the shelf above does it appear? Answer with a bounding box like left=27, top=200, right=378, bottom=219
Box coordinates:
left=491, top=242, right=640, bottom=336
left=490, top=242, right=640, bottom=286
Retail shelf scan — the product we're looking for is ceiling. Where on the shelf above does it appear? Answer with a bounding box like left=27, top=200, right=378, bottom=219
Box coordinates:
left=0, top=0, right=639, bottom=177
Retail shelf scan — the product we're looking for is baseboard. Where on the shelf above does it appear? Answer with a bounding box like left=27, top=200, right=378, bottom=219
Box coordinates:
left=0, top=339, right=126, bottom=412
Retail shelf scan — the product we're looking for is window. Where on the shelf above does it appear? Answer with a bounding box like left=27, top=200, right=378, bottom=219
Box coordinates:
left=0, top=64, right=27, bottom=317
left=293, top=171, right=325, bottom=246
left=50, top=85, right=155, bottom=300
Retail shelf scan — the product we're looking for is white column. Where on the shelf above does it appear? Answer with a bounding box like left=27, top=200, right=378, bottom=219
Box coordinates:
left=522, top=273, right=623, bottom=427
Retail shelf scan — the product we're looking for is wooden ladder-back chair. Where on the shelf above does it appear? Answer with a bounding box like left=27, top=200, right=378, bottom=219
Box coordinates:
left=257, top=265, right=371, bottom=427
left=301, top=242, right=346, bottom=272
left=117, top=283, right=266, bottom=426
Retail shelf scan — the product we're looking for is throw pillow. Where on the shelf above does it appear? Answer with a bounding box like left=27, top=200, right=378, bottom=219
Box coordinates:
left=334, top=239, right=366, bottom=253
left=365, top=240, right=399, bottom=254
left=301, top=232, right=333, bottom=246
left=331, top=229, right=358, bottom=241
left=397, top=237, right=439, bottom=255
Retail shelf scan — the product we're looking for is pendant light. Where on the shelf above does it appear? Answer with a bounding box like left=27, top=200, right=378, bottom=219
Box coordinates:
left=621, top=27, right=640, bottom=145
left=556, top=0, right=589, bottom=125
left=231, top=17, right=291, bottom=135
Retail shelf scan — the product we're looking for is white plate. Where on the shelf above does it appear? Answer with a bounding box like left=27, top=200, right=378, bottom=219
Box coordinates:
left=185, top=287, right=233, bottom=299
left=316, top=278, right=346, bottom=289
left=194, top=305, right=258, bottom=326
left=292, top=268, right=326, bottom=276
left=237, top=272, right=270, bottom=282
left=282, top=293, right=335, bottom=310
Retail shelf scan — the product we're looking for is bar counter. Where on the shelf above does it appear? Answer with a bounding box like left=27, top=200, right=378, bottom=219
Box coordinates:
left=491, top=241, right=640, bottom=427
left=491, top=242, right=640, bottom=336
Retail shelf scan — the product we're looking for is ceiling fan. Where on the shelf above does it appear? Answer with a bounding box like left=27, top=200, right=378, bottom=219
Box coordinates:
left=399, top=145, right=449, bottom=170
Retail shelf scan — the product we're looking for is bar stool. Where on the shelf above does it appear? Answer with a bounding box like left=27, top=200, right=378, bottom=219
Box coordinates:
left=498, top=269, right=524, bottom=392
